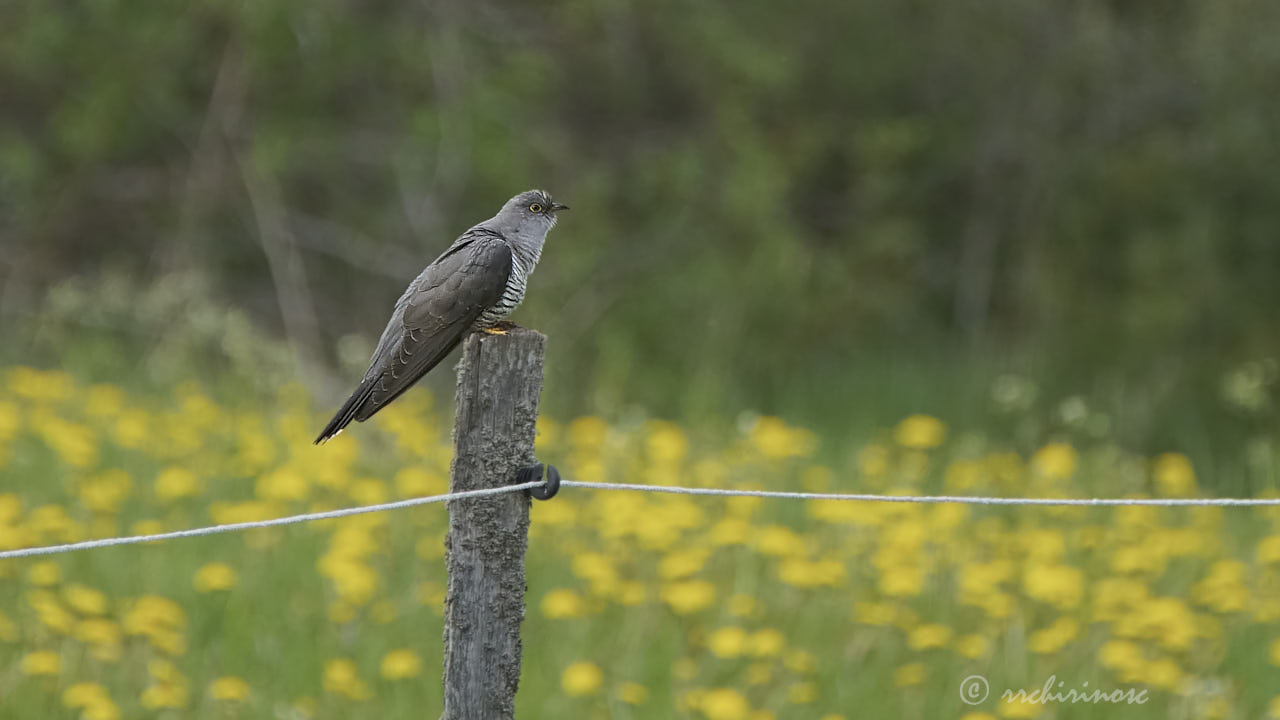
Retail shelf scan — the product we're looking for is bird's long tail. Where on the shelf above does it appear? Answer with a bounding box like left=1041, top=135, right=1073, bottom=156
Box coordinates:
left=314, top=381, right=375, bottom=444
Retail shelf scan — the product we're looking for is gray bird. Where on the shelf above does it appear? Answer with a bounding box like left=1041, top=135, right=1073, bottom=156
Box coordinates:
left=315, top=189, right=567, bottom=444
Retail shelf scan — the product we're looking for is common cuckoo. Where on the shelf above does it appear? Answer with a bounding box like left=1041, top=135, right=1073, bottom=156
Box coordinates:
left=315, top=189, right=567, bottom=444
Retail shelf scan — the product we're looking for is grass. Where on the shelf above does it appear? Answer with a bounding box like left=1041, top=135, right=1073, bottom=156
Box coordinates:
left=1, top=365, right=1279, bottom=719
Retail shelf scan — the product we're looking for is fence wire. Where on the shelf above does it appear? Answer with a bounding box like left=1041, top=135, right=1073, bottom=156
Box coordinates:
left=2, top=478, right=1278, bottom=560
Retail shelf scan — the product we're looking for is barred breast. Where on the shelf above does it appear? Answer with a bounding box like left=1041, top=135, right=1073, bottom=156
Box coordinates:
left=474, top=250, right=535, bottom=329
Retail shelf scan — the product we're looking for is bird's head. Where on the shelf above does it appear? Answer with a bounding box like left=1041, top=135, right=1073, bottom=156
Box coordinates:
left=494, top=189, right=569, bottom=239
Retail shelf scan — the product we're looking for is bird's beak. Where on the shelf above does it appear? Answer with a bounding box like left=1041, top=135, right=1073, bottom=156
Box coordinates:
left=550, top=202, right=569, bottom=212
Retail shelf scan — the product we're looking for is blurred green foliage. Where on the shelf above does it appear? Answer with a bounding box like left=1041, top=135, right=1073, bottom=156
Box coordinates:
left=1, top=0, right=1278, bottom=478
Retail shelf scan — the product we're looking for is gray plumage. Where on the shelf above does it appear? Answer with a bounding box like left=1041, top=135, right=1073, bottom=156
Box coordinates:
left=315, top=189, right=566, bottom=444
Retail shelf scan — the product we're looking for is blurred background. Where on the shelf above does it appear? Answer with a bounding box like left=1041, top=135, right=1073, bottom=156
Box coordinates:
left=4, top=2, right=1280, bottom=719
left=3, top=0, right=1279, bottom=481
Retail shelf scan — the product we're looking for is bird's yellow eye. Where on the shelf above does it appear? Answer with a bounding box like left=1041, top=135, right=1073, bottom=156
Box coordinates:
left=528, top=203, right=544, bottom=213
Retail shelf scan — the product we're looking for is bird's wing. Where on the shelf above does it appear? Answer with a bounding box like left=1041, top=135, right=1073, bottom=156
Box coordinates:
left=314, top=233, right=512, bottom=443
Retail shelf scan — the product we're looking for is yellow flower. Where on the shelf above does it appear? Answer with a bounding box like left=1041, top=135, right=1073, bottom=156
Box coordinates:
left=131, top=519, right=165, bottom=535
left=878, top=564, right=925, bottom=597
left=895, top=415, right=946, bottom=449
left=1027, top=617, right=1079, bottom=655
left=0, top=609, right=16, bottom=642
left=859, top=444, right=890, bottom=478
left=778, top=557, right=847, bottom=588
left=319, top=558, right=379, bottom=606
left=749, top=416, right=817, bottom=459
left=20, top=649, right=61, bottom=676
left=1098, top=639, right=1144, bottom=673
left=79, top=469, right=133, bottom=513
left=568, top=416, right=609, bottom=447
left=63, top=584, right=109, bottom=615
left=1143, top=656, right=1184, bottom=691
left=193, top=562, right=238, bottom=593
left=39, top=417, right=98, bottom=467
left=1031, top=442, right=1078, bottom=479
left=209, top=676, right=251, bottom=702
left=113, top=409, right=149, bottom=448
left=1128, top=597, right=1197, bottom=651
left=660, top=580, right=716, bottom=615
left=123, top=595, right=187, bottom=655
left=1153, top=453, right=1197, bottom=497
left=617, top=581, right=647, bottom=606
left=561, top=661, right=603, bottom=697
left=380, top=649, right=422, bottom=680
left=256, top=467, right=309, bottom=503
left=323, top=658, right=371, bottom=700
left=28, top=561, right=61, bottom=587
left=64, top=682, right=108, bottom=707
left=893, top=662, right=925, bottom=687
left=85, top=384, right=124, bottom=416
left=1258, top=535, right=1280, bottom=565
left=907, top=623, right=952, bottom=650
left=541, top=589, right=584, bottom=619
left=1191, top=560, right=1249, bottom=613
left=646, top=421, right=689, bottom=464
left=75, top=618, right=123, bottom=659
left=954, top=634, right=989, bottom=659
left=754, top=525, right=806, bottom=557
left=945, top=459, right=985, bottom=492
left=998, top=696, right=1042, bottom=718
left=749, top=629, right=785, bottom=657
left=394, top=468, right=443, bottom=497
left=155, top=467, right=201, bottom=501
left=0, top=401, right=20, bottom=442
left=708, top=626, right=748, bottom=658
left=1092, top=577, right=1150, bottom=622
left=853, top=601, right=897, bottom=626
left=64, top=683, right=120, bottom=720
left=619, top=682, right=649, bottom=705
left=140, top=683, right=188, bottom=710
left=28, top=591, right=75, bottom=634
left=698, top=688, right=751, bottom=720
left=1023, top=562, right=1084, bottom=610
left=660, top=549, right=710, bottom=580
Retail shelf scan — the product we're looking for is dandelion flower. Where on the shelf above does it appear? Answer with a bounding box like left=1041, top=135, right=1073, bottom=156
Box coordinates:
left=561, top=661, right=603, bottom=697
left=698, top=688, right=751, bottom=720
left=380, top=649, right=422, bottom=680
left=660, top=580, right=716, bottom=615
left=894, top=415, right=945, bottom=449
left=323, top=658, right=371, bottom=700
left=20, top=650, right=61, bottom=676
left=193, top=563, right=238, bottom=592
left=63, top=584, right=109, bottom=615
left=209, top=676, right=251, bottom=701
left=707, top=627, right=748, bottom=658
left=893, top=663, right=925, bottom=687
left=907, top=624, right=952, bottom=651
left=619, top=682, right=649, bottom=705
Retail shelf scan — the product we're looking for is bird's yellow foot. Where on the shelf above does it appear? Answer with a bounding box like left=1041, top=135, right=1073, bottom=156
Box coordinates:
left=482, top=327, right=508, bottom=335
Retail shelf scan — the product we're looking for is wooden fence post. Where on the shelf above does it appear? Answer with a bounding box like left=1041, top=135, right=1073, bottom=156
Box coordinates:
left=442, top=327, right=546, bottom=720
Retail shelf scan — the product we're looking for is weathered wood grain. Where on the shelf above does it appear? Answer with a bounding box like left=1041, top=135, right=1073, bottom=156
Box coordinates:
left=442, top=327, right=545, bottom=720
